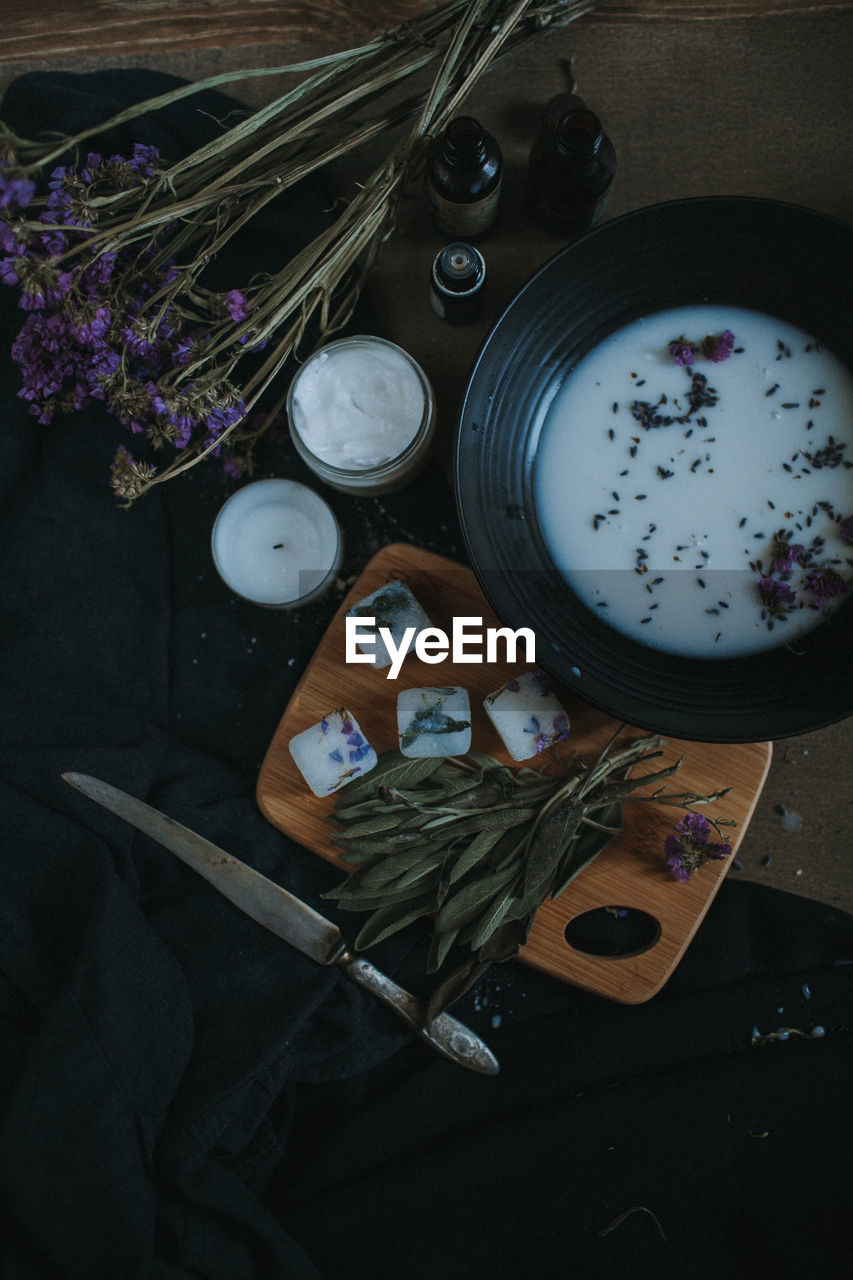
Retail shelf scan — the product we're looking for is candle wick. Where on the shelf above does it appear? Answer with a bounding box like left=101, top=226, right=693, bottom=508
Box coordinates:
left=273, top=542, right=285, bottom=549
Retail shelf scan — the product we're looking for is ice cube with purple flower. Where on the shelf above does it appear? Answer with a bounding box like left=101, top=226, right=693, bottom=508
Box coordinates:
left=397, top=685, right=472, bottom=757
left=288, top=707, right=377, bottom=796
left=483, top=669, right=570, bottom=761
left=345, top=579, right=432, bottom=670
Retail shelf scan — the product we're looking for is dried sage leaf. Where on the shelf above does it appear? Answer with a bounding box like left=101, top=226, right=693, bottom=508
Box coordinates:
left=521, top=798, right=582, bottom=897
left=447, top=827, right=505, bottom=885
left=433, top=862, right=519, bottom=932
left=550, top=801, right=623, bottom=900
left=426, top=959, right=491, bottom=1023
left=354, top=891, right=439, bottom=950
left=426, top=926, right=460, bottom=975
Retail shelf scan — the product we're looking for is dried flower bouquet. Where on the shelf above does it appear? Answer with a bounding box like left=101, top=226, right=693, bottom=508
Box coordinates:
left=0, top=0, right=605, bottom=501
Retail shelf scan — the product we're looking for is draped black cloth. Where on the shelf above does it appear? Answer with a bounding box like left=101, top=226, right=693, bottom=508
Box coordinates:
left=1, top=71, right=851, bottom=1280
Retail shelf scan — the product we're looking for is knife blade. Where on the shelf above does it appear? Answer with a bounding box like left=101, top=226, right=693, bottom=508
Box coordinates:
left=62, top=771, right=499, bottom=1076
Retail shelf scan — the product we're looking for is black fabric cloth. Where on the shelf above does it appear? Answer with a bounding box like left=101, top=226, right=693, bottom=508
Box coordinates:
left=1, top=71, right=851, bottom=1280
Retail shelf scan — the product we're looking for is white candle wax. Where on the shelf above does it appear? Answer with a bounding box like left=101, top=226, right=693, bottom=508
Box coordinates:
left=534, top=304, right=853, bottom=657
left=287, top=335, right=436, bottom=494
left=211, top=478, right=342, bottom=608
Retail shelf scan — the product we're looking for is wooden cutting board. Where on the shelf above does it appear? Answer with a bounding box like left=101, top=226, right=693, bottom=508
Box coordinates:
left=257, top=543, right=772, bottom=1003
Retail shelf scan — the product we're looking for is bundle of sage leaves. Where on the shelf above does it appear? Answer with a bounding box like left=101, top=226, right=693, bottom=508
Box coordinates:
left=324, top=732, right=732, bottom=1017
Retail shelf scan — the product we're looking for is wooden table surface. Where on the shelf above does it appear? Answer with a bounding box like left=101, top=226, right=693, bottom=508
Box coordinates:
left=2, top=0, right=851, bottom=911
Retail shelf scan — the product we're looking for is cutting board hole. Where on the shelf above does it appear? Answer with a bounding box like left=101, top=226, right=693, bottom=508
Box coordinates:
left=564, top=906, right=660, bottom=958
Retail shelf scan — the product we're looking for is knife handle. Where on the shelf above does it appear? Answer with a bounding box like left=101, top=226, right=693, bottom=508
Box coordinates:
left=337, top=952, right=499, bottom=1076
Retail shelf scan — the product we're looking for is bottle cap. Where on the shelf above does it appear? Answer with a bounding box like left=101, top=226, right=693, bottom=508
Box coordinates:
left=432, top=242, right=486, bottom=296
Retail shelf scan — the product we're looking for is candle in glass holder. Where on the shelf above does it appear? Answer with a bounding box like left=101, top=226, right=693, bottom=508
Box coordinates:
left=211, top=478, right=342, bottom=608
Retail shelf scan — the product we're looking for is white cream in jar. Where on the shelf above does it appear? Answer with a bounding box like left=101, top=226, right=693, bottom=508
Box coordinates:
left=534, top=304, right=853, bottom=657
left=287, top=335, right=435, bottom=494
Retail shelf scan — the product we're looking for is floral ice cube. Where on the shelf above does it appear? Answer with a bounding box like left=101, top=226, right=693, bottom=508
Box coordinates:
left=345, top=579, right=432, bottom=670
left=397, top=685, right=472, bottom=758
left=288, top=707, right=377, bottom=796
left=483, top=669, right=570, bottom=761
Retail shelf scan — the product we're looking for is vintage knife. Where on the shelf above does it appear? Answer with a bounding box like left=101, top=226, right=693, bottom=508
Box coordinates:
left=62, top=771, right=498, bottom=1076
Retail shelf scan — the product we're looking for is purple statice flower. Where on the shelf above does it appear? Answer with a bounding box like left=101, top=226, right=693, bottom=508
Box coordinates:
left=82, top=252, right=117, bottom=290
left=10, top=251, right=75, bottom=311
left=110, top=444, right=158, bottom=503
left=769, top=534, right=804, bottom=576
left=758, top=576, right=797, bottom=618
left=37, top=224, right=68, bottom=257
left=120, top=321, right=158, bottom=362
left=129, top=143, right=160, bottom=179
left=838, top=515, right=853, bottom=545
left=88, top=347, right=122, bottom=392
left=206, top=403, right=245, bottom=436
left=1, top=221, right=25, bottom=254
left=0, top=170, right=35, bottom=210
left=11, top=311, right=67, bottom=382
left=708, top=329, right=736, bottom=363
left=238, top=329, right=267, bottom=351
left=147, top=383, right=198, bottom=449
left=45, top=176, right=91, bottom=229
left=79, top=152, right=103, bottom=184
left=0, top=254, right=22, bottom=287
left=203, top=402, right=246, bottom=453
left=805, top=566, right=846, bottom=609
left=223, top=454, right=246, bottom=479
left=664, top=811, right=732, bottom=882
left=223, top=289, right=248, bottom=323
left=668, top=339, right=695, bottom=368
left=171, top=329, right=211, bottom=368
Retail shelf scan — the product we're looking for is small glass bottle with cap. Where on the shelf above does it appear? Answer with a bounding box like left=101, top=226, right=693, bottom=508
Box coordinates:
left=528, top=93, right=617, bottom=239
left=430, top=242, right=486, bottom=325
left=426, top=115, right=502, bottom=239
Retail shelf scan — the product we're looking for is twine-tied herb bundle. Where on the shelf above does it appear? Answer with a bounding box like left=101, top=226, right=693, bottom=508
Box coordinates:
left=324, top=731, right=733, bottom=1016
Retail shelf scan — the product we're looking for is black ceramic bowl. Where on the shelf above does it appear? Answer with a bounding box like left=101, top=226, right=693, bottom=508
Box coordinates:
left=454, top=197, right=853, bottom=742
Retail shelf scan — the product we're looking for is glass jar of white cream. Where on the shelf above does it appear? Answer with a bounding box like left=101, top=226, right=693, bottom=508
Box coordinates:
left=286, top=335, right=436, bottom=495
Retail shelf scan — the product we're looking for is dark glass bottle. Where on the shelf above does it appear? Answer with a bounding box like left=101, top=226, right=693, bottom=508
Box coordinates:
left=426, top=115, right=502, bottom=239
left=528, top=94, right=617, bottom=238
left=430, top=242, right=486, bottom=324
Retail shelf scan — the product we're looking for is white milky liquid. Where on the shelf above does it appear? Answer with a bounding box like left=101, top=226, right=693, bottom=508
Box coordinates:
left=534, top=305, right=853, bottom=657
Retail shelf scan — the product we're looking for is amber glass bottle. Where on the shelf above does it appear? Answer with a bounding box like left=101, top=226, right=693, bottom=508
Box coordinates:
left=528, top=94, right=616, bottom=238
left=426, top=116, right=502, bottom=239
left=430, top=242, right=486, bottom=325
